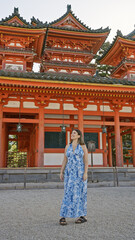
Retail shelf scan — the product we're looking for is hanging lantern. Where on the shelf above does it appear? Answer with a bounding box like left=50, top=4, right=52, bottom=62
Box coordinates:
left=102, top=125, right=107, bottom=134
left=17, top=94, right=22, bottom=132
left=61, top=96, right=66, bottom=133
left=17, top=122, right=22, bottom=132
left=61, top=124, right=66, bottom=132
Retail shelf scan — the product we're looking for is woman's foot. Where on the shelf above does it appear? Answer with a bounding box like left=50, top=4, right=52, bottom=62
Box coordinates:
left=59, top=217, right=67, bottom=225
left=75, top=216, right=87, bottom=224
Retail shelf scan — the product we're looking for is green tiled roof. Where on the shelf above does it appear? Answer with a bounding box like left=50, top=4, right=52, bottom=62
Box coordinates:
left=0, top=70, right=135, bottom=86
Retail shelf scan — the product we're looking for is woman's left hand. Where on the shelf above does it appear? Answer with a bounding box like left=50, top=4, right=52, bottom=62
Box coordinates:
left=83, top=172, right=88, bottom=181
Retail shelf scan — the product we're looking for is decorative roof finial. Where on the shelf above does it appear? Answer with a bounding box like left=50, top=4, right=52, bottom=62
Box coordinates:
left=117, top=29, right=122, bottom=37
left=67, top=4, right=71, bottom=12
left=14, top=7, right=19, bottom=14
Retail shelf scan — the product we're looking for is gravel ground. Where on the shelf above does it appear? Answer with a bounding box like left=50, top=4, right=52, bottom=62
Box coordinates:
left=0, top=187, right=135, bottom=240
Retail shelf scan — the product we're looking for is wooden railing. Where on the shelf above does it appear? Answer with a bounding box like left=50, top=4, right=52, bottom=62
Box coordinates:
left=0, top=45, right=36, bottom=54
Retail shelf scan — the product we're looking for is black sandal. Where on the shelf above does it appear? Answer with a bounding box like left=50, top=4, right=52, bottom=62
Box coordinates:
left=59, top=217, right=67, bottom=225
left=75, top=216, right=87, bottom=224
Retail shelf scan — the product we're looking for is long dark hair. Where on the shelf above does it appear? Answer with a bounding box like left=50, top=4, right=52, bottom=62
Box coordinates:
left=71, top=129, right=85, bottom=145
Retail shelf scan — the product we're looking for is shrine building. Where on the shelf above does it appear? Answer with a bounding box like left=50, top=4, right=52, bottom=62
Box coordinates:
left=0, top=5, right=135, bottom=168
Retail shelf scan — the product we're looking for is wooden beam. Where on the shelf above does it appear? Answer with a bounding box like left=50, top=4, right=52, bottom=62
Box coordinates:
left=3, top=118, right=39, bottom=123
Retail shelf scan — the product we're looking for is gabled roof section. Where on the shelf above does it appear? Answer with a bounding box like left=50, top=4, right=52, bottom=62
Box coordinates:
left=0, top=7, right=47, bottom=29
left=98, top=30, right=135, bottom=65
left=0, top=7, right=30, bottom=26
left=125, top=29, right=135, bottom=39
left=49, top=5, right=110, bottom=33
left=49, top=5, right=88, bottom=31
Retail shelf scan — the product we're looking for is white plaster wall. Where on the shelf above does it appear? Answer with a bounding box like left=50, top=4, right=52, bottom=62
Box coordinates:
left=45, top=124, right=69, bottom=127
left=64, top=104, right=77, bottom=110
left=67, top=131, right=70, bottom=144
left=45, top=103, right=60, bottom=109
left=120, top=107, right=132, bottom=113
left=84, top=116, right=101, bottom=120
left=23, top=102, right=38, bottom=108
left=4, top=101, right=20, bottom=108
left=44, top=153, right=64, bottom=165
left=100, top=105, right=113, bottom=112
left=45, top=114, right=69, bottom=119
left=84, top=125, right=101, bottom=128
left=100, top=132, right=102, bottom=149
left=88, top=153, right=103, bottom=165
left=84, top=105, right=97, bottom=111
left=44, top=153, right=103, bottom=166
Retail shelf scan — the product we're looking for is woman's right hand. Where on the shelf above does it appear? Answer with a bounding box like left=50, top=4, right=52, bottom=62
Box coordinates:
left=60, top=172, right=64, bottom=181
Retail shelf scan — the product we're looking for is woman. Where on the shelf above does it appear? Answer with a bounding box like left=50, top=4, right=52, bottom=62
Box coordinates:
left=59, top=129, right=88, bottom=225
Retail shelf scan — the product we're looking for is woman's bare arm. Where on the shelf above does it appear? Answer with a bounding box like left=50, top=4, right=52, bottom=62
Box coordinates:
left=60, top=145, right=68, bottom=181
left=82, top=145, right=88, bottom=181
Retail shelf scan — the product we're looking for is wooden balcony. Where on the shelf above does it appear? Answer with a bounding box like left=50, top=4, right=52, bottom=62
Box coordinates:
left=0, top=45, right=36, bottom=55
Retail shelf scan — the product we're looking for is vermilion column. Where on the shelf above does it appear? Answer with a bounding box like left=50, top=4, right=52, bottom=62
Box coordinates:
left=78, top=107, right=84, bottom=135
left=108, top=132, right=112, bottom=167
left=0, top=104, right=3, bottom=167
left=35, top=125, right=38, bottom=167
left=131, top=128, right=135, bottom=167
left=114, top=110, right=122, bottom=167
left=37, top=107, right=44, bottom=167
left=102, top=132, right=107, bottom=167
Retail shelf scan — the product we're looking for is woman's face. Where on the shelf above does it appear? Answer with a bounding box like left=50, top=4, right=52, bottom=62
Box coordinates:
left=71, top=130, right=80, bottom=141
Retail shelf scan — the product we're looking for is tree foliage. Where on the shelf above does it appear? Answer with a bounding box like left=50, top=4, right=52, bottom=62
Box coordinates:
left=95, top=41, right=114, bottom=77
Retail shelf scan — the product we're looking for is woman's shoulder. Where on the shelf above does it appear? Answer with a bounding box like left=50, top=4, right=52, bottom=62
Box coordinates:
left=65, top=144, right=70, bottom=151
left=80, top=144, right=86, bottom=149
left=80, top=144, right=87, bottom=151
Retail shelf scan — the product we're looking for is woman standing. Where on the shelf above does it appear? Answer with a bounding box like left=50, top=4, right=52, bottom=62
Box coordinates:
left=59, top=129, right=88, bottom=225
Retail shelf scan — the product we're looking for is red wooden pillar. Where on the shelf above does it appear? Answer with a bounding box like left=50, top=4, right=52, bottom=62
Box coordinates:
left=114, top=110, right=122, bottom=167
left=131, top=128, right=135, bottom=167
left=0, top=104, right=5, bottom=168
left=108, top=132, right=112, bottom=167
left=35, top=125, right=38, bottom=167
left=37, top=107, right=44, bottom=167
left=78, top=107, right=84, bottom=135
left=0, top=104, right=4, bottom=168
left=102, top=132, right=107, bottom=167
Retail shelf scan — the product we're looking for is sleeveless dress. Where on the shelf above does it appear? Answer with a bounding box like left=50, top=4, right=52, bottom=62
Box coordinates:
left=60, top=143, right=87, bottom=218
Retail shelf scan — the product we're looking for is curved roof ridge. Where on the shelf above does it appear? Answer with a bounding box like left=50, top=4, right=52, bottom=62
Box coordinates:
left=0, top=7, right=30, bottom=26
left=125, top=29, right=135, bottom=38
left=98, top=30, right=135, bottom=62
left=98, top=30, right=123, bottom=62
left=49, top=25, right=110, bottom=33
left=49, top=4, right=108, bottom=32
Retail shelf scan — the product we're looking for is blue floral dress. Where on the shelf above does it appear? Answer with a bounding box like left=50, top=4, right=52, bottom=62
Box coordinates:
left=60, top=143, right=87, bottom=218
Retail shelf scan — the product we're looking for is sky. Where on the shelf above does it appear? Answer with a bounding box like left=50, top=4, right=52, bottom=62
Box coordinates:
left=0, top=0, right=135, bottom=43
left=0, top=0, right=135, bottom=71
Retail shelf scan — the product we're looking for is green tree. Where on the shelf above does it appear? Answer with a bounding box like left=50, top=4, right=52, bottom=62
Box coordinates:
left=95, top=41, right=114, bottom=77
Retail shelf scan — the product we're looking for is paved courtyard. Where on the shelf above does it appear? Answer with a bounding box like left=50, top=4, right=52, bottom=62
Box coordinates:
left=0, top=187, right=135, bottom=240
